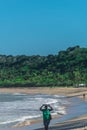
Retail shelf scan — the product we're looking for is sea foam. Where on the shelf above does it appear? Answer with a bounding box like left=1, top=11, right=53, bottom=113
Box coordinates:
left=0, top=93, right=69, bottom=127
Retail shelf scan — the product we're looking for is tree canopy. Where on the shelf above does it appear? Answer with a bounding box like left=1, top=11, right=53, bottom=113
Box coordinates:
left=0, top=45, right=87, bottom=87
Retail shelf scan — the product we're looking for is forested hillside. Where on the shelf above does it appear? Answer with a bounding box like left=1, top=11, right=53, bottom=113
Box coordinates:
left=0, top=45, right=87, bottom=87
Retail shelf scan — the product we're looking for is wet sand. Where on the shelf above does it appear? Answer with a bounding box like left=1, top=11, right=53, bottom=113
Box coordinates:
left=0, top=87, right=87, bottom=130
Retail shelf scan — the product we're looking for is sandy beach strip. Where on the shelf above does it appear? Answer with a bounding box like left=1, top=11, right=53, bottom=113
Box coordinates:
left=0, top=87, right=87, bottom=130
left=0, top=87, right=87, bottom=96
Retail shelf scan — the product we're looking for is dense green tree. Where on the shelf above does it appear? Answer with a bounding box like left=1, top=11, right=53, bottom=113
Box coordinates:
left=0, top=46, right=87, bottom=87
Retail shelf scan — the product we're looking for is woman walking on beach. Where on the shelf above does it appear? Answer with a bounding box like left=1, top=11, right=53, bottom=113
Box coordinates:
left=40, top=104, right=53, bottom=130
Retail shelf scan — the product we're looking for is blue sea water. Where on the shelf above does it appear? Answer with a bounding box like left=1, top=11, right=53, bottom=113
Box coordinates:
left=0, top=93, right=69, bottom=128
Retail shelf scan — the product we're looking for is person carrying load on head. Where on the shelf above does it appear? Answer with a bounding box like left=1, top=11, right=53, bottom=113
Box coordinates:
left=40, top=104, right=53, bottom=130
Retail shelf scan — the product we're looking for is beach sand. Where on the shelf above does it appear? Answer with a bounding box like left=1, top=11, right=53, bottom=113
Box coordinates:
left=0, top=87, right=87, bottom=130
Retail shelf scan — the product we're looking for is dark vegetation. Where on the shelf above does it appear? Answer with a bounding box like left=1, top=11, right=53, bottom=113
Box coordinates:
left=0, top=45, right=87, bottom=87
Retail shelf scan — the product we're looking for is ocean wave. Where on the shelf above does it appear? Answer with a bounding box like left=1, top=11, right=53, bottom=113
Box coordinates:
left=54, top=95, right=65, bottom=98
left=0, top=115, right=41, bottom=125
left=12, top=93, right=27, bottom=96
left=0, top=93, right=69, bottom=127
left=38, top=98, right=58, bottom=105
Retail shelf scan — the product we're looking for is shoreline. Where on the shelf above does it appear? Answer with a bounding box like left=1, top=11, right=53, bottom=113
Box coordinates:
left=0, top=87, right=87, bottom=129
left=0, top=87, right=87, bottom=95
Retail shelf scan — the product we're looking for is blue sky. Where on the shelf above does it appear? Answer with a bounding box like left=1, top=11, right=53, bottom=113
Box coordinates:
left=0, top=0, right=87, bottom=56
